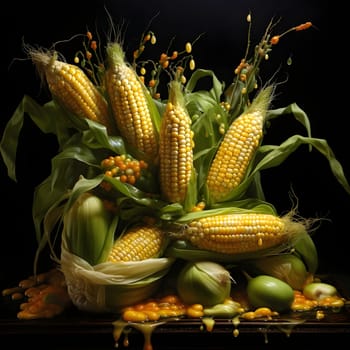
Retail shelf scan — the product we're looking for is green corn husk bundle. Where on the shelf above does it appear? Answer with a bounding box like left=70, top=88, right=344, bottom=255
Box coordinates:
left=60, top=187, right=175, bottom=313
left=62, top=191, right=116, bottom=266
left=60, top=235, right=175, bottom=313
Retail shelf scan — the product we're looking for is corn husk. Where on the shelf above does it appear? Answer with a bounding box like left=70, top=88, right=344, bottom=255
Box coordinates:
left=242, top=254, right=309, bottom=290
left=60, top=235, right=174, bottom=313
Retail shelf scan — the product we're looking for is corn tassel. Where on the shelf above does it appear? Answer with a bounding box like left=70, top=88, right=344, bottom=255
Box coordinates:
left=159, top=80, right=194, bottom=204
left=27, top=49, right=116, bottom=135
left=107, top=224, right=166, bottom=262
left=105, top=42, right=158, bottom=160
left=206, top=86, right=274, bottom=202
left=183, top=212, right=304, bottom=254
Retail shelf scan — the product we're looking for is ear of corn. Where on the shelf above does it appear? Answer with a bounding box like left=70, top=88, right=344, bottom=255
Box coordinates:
left=107, top=224, right=167, bottom=262
left=105, top=42, right=159, bottom=160
left=159, top=80, right=194, bottom=204
left=183, top=212, right=304, bottom=254
left=62, top=192, right=115, bottom=266
left=28, top=49, right=116, bottom=135
left=206, top=86, right=274, bottom=203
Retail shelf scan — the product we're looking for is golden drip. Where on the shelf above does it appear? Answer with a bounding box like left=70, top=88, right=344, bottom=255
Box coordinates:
left=201, top=317, right=215, bottom=332
left=112, top=318, right=166, bottom=350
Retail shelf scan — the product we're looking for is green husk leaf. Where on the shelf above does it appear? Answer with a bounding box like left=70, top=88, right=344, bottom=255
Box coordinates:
left=293, top=230, right=319, bottom=274
left=62, top=191, right=118, bottom=265
left=256, top=135, right=350, bottom=195
left=185, top=69, right=224, bottom=103
left=0, top=96, right=61, bottom=181
left=218, top=133, right=350, bottom=203
left=266, top=103, right=312, bottom=141
left=165, top=239, right=294, bottom=263
left=175, top=199, right=277, bottom=223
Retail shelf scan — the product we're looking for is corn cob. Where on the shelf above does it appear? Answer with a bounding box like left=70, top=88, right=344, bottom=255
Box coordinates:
left=183, top=212, right=304, bottom=254
left=206, top=86, right=274, bottom=202
left=107, top=224, right=166, bottom=262
left=27, top=49, right=116, bottom=135
left=159, top=80, right=194, bottom=204
left=105, top=42, right=158, bottom=160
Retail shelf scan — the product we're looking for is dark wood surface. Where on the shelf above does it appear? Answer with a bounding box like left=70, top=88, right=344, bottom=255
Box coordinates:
left=1, top=273, right=349, bottom=349
left=1, top=307, right=349, bottom=349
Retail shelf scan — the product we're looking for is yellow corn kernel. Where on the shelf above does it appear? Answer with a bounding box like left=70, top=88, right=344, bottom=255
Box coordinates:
left=241, top=311, right=256, bottom=320
left=253, top=307, right=275, bottom=318
left=206, top=86, right=273, bottom=203
left=142, top=310, right=161, bottom=321
left=189, top=58, right=195, bottom=70
left=184, top=212, right=304, bottom=254
left=159, top=80, right=194, bottom=204
left=122, top=310, right=148, bottom=322
left=105, top=42, right=159, bottom=160
left=27, top=49, right=115, bottom=135
left=186, top=304, right=204, bottom=318
left=185, top=42, right=192, bottom=53
left=107, top=224, right=166, bottom=262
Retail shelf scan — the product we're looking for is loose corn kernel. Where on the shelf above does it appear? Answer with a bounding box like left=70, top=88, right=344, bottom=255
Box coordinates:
left=240, top=311, right=255, bottom=320
left=185, top=42, right=192, bottom=53
left=143, top=310, right=161, bottom=321
left=150, top=34, right=157, bottom=44
left=123, top=310, right=148, bottom=322
left=186, top=304, right=204, bottom=318
left=189, top=58, right=195, bottom=70
left=120, top=294, right=187, bottom=322
left=316, top=310, right=325, bottom=320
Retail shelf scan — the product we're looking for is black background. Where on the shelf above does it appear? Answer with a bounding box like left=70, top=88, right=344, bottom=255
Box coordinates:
left=1, top=0, right=347, bottom=289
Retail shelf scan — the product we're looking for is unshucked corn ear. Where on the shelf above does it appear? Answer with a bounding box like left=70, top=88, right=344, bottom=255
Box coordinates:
left=183, top=212, right=305, bottom=255
left=62, top=192, right=115, bottom=266
left=27, top=49, right=116, bottom=135
left=159, top=80, right=194, bottom=204
left=107, top=224, right=167, bottom=262
left=60, top=242, right=174, bottom=312
left=105, top=42, right=159, bottom=160
left=206, top=86, right=274, bottom=203
left=244, top=254, right=310, bottom=290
